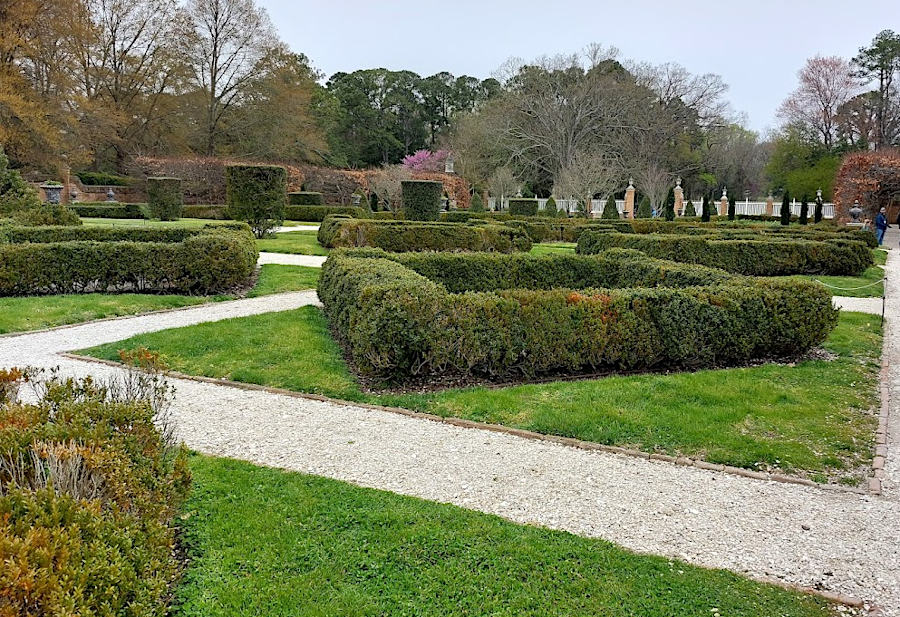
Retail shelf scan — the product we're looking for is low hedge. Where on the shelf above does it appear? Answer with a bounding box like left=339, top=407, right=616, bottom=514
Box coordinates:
left=318, top=249, right=838, bottom=382
left=288, top=191, right=325, bottom=205
left=182, top=204, right=231, bottom=219
left=0, top=223, right=257, bottom=295
left=576, top=232, right=873, bottom=276
left=284, top=205, right=368, bottom=222
left=70, top=202, right=148, bottom=219
left=317, top=217, right=532, bottom=253
left=508, top=198, right=539, bottom=217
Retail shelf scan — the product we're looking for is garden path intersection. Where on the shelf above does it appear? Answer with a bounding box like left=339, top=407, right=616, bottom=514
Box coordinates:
left=3, top=254, right=898, bottom=613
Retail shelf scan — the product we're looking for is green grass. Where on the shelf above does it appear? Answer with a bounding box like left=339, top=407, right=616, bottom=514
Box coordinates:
left=82, top=309, right=881, bottom=483
left=256, top=231, right=329, bottom=255
left=175, top=455, right=835, bottom=617
left=80, top=217, right=233, bottom=228
left=793, top=265, right=885, bottom=298
left=873, top=249, right=887, bottom=266
left=529, top=242, right=576, bottom=255
left=0, top=265, right=319, bottom=334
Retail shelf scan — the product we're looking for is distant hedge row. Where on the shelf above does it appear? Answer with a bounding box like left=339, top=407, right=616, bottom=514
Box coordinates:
left=0, top=223, right=257, bottom=295
left=70, top=203, right=148, bottom=219
left=317, top=217, right=532, bottom=253
left=576, top=232, right=873, bottom=276
left=318, top=249, right=838, bottom=382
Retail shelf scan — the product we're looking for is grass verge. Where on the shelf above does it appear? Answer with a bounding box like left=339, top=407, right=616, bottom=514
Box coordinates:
left=256, top=231, right=329, bottom=255
left=0, top=265, right=319, bottom=334
left=81, top=310, right=881, bottom=484
left=793, top=265, right=885, bottom=298
left=175, top=454, right=836, bottom=617
left=80, top=217, right=233, bottom=228
left=529, top=242, right=576, bottom=256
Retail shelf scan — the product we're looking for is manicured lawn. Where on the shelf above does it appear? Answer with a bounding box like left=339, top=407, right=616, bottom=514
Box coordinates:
left=80, top=217, right=233, bottom=228
left=175, top=455, right=835, bottom=617
left=256, top=231, right=329, bottom=255
left=793, top=265, right=885, bottom=298
left=530, top=242, right=576, bottom=255
left=0, top=265, right=319, bottom=334
left=82, top=309, right=881, bottom=484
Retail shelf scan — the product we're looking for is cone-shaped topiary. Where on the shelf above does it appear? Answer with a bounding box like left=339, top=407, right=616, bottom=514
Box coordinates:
left=601, top=195, right=619, bottom=219
left=636, top=195, right=652, bottom=218
left=701, top=195, right=711, bottom=222
left=684, top=199, right=696, bottom=217
left=727, top=195, right=736, bottom=221
left=780, top=191, right=791, bottom=226
left=470, top=192, right=485, bottom=212
left=800, top=195, right=809, bottom=225
left=814, top=195, right=823, bottom=224
left=544, top=195, right=558, bottom=217
left=664, top=187, right=675, bottom=221
left=370, top=191, right=380, bottom=211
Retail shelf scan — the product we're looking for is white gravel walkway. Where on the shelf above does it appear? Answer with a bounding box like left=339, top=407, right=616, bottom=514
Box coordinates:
left=258, top=252, right=327, bottom=267
left=274, top=224, right=319, bottom=232
left=834, top=296, right=884, bottom=315
left=2, top=254, right=898, bottom=613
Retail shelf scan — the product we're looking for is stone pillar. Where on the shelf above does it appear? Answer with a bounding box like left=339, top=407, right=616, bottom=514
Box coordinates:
left=674, top=177, right=684, bottom=216
left=765, top=193, right=774, bottom=216
left=719, top=188, right=729, bottom=216
left=625, top=178, right=636, bottom=219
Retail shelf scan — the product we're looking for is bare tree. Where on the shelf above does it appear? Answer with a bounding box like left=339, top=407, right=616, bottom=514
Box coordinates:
left=777, top=55, right=860, bottom=151
left=628, top=61, right=734, bottom=129
left=487, top=166, right=519, bottom=210
left=368, top=165, right=410, bottom=213
left=184, top=0, right=279, bottom=155
left=633, top=160, right=671, bottom=212
left=553, top=150, right=622, bottom=215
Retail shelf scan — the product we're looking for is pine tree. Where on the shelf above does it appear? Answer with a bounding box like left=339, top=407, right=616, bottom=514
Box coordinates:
left=684, top=200, right=696, bottom=217
left=636, top=195, right=652, bottom=218
left=727, top=195, right=736, bottom=221
left=780, top=191, right=791, bottom=226
left=601, top=195, right=619, bottom=219
left=664, top=187, right=675, bottom=221
left=799, top=195, right=809, bottom=225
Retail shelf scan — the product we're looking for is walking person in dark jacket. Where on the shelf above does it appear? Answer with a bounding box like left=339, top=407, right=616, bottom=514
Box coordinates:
left=875, top=207, right=889, bottom=245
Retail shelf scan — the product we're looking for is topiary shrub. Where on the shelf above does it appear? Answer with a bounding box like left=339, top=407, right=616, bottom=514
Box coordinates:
left=288, top=191, right=325, bottom=206
left=543, top=196, right=558, bottom=217
left=508, top=198, right=539, bottom=217
left=800, top=196, right=809, bottom=225
left=664, top=188, right=675, bottom=221
left=636, top=196, right=652, bottom=218
left=181, top=204, right=230, bottom=219
left=727, top=195, right=736, bottom=221
left=684, top=200, right=696, bottom=217
left=147, top=177, right=183, bottom=221
left=701, top=195, right=712, bottom=222
left=600, top=196, right=619, bottom=219
left=11, top=204, right=82, bottom=226
left=71, top=202, right=148, bottom=219
left=0, top=147, right=40, bottom=214
left=780, top=191, right=791, bottom=226
left=401, top=180, right=442, bottom=221
left=284, top=205, right=368, bottom=222
left=470, top=192, right=485, bottom=212
left=74, top=171, right=132, bottom=186
left=814, top=196, right=823, bottom=224
left=225, top=165, right=286, bottom=238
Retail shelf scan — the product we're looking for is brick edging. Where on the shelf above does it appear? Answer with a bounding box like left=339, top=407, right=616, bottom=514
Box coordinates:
left=60, top=352, right=876, bottom=497
left=871, top=358, right=891, bottom=495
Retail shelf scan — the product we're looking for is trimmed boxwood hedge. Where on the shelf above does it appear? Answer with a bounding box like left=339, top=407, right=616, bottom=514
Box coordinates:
left=225, top=165, right=286, bottom=238
left=182, top=204, right=230, bottom=219
left=317, top=217, right=532, bottom=253
left=288, top=191, right=325, bottom=205
left=0, top=223, right=257, bottom=295
left=318, top=249, right=838, bottom=382
left=70, top=202, right=148, bottom=219
left=576, top=231, right=873, bottom=276
left=147, top=177, right=183, bottom=221
left=508, top=198, right=539, bottom=217
left=402, top=180, right=442, bottom=221
left=284, top=205, right=368, bottom=222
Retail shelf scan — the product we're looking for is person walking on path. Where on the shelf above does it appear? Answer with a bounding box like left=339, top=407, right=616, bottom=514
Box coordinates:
left=875, top=207, right=889, bottom=245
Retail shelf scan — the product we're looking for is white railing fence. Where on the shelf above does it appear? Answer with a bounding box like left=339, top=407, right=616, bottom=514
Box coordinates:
left=486, top=198, right=835, bottom=219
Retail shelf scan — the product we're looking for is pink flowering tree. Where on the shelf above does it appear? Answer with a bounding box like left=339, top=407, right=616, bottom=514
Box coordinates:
left=402, top=149, right=450, bottom=172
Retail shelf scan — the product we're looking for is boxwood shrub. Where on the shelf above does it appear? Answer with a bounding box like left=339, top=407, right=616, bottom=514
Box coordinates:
left=225, top=165, right=286, bottom=238
left=182, top=204, right=231, bottom=219
left=401, top=180, right=442, bottom=221
left=147, top=177, right=183, bottom=221
left=317, top=217, right=532, bottom=253
left=318, top=249, right=838, bottom=382
left=0, top=223, right=257, bottom=295
left=576, top=231, right=873, bottom=276
left=288, top=191, right=325, bottom=205
left=284, top=205, right=368, bottom=222
left=70, top=202, right=148, bottom=219
left=508, top=198, right=539, bottom=217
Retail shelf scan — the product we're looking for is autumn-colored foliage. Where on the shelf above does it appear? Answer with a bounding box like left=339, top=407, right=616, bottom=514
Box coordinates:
left=833, top=149, right=900, bottom=220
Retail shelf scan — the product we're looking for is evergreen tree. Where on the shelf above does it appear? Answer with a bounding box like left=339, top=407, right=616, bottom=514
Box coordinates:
left=470, top=192, right=485, bottom=212
left=799, top=195, right=809, bottom=225
left=601, top=195, right=619, bottom=219
left=664, top=187, right=675, bottom=221
left=636, top=195, right=652, bottom=218
left=780, top=191, right=792, bottom=226
left=814, top=194, right=824, bottom=224
left=370, top=191, right=380, bottom=211
left=684, top=199, right=696, bottom=217
left=727, top=195, right=736, bottom=221
left=544, top=195, right=558, bottom=217
left=701, top=194, right=711, bottom=222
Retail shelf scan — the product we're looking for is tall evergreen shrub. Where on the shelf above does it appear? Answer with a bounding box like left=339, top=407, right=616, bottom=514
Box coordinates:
left=684, top=200, right=696, bottom=217
left=664, top=187, right=675, bottom=221
left=470, top=192, right=485, bottom=212
left=402, top=180, right=442, bottom=221
left=727, top=195, right=736, bottom=221
left=780, top=191, right=791, bottom=226
left=147, top=177, right=183, bottom=221
left=701, top=195, right=711, bottom=222
left=636, top=196, right=652, bottom=218
left=814, top=195, right=823, bottom=224
left=600, top=195, right=619, bottom=219
left=225, top=165, right=287, bottom=238
left=800, top=195, right=809, bottom=225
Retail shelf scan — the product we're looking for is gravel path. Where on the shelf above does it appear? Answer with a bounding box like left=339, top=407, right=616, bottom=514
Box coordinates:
left=2, top=254, right=898, bottom=612
left=258, top=252, right=327, bottom=267
left=834, top=296, right=884, bottom=315
left=274, top=225, right=319, bottom=233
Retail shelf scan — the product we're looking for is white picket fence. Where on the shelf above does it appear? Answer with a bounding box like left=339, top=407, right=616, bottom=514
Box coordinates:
left=487, top=198, right=835, bottom=219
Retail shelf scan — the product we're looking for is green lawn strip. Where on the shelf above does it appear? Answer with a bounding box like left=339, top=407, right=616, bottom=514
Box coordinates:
left=530, top=242, right=577, bottom=255
left=80, top=217, right=232, bottom=228
left=872, top=249, right=887, bottom=266
left=791, top=265, right=885, bottom=298
left=256, top=231, right=329, bottom=255
left=81, top=310, right=880, bottom=483
left=175, top=454, right=835, bottom=617
left=0, top=265, right=319, bottom=334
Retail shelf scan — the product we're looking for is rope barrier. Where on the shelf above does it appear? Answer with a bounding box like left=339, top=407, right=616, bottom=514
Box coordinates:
left=813, top=278, right=885, bottom=291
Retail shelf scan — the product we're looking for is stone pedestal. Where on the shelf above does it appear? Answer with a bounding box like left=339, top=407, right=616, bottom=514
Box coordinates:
left=625, top=180, right=636, bottom=219
left=674, top=180, right=684, bottom=216
left=765, top=195, right=774, bottom=216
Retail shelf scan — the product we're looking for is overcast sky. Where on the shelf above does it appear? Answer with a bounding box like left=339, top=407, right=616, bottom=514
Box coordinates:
left=258, top=0, right=900, bottom=135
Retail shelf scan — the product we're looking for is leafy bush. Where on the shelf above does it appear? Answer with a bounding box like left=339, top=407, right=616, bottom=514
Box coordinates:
left=684, top=200, right=696, bottom=216
left=70, top=202, right=148, bottom=219
left=0, top=224, right=257, bottom=295
left=317, top=218, right=532, bottom=253
left=470, top=192, right=485, bottom=212
left=74, top=171, right=132, bottom=186
left=181, top=204, right=230, bottom=219
left=508, top=198, right=539, bottom=217
left=225, top=165, right=287, bottom=238
left=543, top=196, right=558, bottom=217
left=0, top=361, right=190, bottom=617
left=636, top=196, right=652, bottom=218
left=0, top=148, right=40, bottom=214
left=576, top=231, right=873, bottom=276
left=284, top=205, right=367, bottom=222
left=147, top=177, right=183, bottom=221
left=402, top=180, right=442, bottom=221
left=288, top=191, right=326, bottom=206
left=10, top=204, right=82, bottom=227
left=318, top=249, right=838, bottom=382
left=600, top=196, right=619, bottom=219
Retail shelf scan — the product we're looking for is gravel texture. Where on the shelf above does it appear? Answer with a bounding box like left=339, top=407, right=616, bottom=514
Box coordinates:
left=834, top=296, right=885, bottom=315
left=258, top=252, right=327, bottom=267
left=2, top=248, right=897, bottom=613
left=274, top=225, right=319, bottom=233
